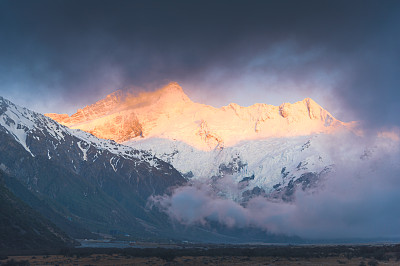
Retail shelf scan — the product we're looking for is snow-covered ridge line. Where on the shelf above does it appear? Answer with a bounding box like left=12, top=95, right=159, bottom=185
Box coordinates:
left=0, top=96, right=159, bottom=165
left=125, top=134, right=335, bottom=193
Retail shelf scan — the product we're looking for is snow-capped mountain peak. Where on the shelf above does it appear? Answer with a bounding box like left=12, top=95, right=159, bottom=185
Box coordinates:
left=156, top=81, right=191, bottom=102
left=46, top=82, right=348, bottom=150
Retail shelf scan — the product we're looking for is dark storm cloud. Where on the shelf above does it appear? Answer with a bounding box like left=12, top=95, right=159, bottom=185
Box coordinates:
left=0, top=0, right=399, bottom=128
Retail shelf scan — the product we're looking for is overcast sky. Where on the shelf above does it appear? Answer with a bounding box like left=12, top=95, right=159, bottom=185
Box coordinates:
left=0, top=0, right=399, bottom=130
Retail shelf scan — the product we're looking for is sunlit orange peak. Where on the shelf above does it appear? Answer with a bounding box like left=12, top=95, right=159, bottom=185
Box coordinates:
left=46, top=82, right=351, bottom=150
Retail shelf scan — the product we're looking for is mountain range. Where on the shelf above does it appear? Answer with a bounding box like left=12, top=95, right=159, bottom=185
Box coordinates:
left=0, top=91, right=305, bottom=250
left=46, top=82, right=352, bottom=201
left=46, top=82, right=348, bottom=149
left=1, top=83, right=367, bottom=250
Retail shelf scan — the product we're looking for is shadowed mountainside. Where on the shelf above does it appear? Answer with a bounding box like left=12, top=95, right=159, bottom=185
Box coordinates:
left=0, top=170, right=75, bottom=251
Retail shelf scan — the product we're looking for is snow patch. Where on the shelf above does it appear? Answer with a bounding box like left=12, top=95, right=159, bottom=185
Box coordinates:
left=110, top=157, right=120, bottom=172
left=77, top=141, right=88, bottom=161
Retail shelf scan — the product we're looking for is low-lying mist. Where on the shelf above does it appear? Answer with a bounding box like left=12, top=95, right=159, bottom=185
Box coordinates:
left=150, top=130, right=400, bottom=240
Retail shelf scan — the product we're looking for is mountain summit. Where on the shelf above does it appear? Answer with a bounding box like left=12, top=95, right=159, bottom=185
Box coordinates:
left=46, top=82, right=347, bottom=149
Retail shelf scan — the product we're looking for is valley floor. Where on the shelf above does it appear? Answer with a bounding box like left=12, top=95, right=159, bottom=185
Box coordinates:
left=1, top=244, right=400, bottom=266
left=1, top=254, right=398, bottom=266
